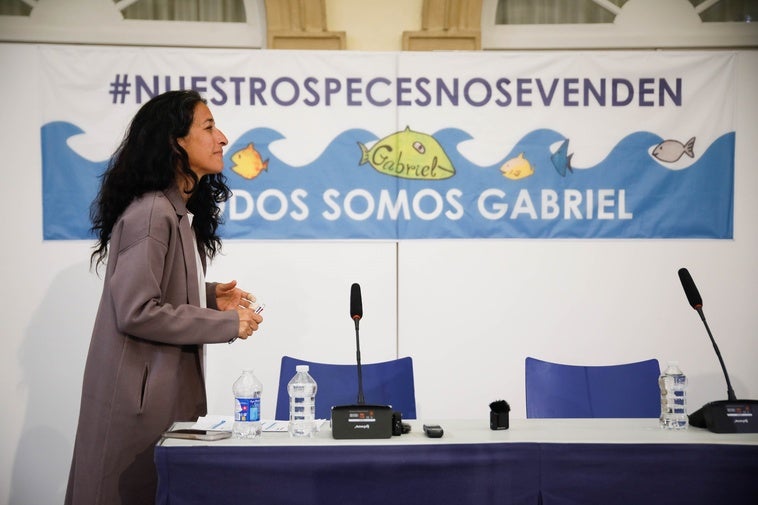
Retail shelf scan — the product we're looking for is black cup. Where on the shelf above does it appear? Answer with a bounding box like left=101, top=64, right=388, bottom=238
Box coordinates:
left=490, top=410, right=509, bottom=430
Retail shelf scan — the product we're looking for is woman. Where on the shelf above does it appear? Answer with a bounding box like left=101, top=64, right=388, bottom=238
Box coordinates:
left=65, top=90, right=262, bottom=505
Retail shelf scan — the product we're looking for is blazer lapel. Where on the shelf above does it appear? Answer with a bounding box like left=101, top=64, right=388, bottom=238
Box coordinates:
left=167, top=186, right=201, bottom=307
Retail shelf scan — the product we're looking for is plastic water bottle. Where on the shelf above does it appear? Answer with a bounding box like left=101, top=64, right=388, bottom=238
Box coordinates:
left=233, top=370, right=262, bottom=439
left=659, top=361, right=688, bottom=430
left=287, top=365, right=318, bottom=438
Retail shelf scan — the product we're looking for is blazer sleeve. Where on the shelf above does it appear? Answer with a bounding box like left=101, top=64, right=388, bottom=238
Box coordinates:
left=206, top=282, right=219, bottom=310
left=107, top=197, right=238, bottom=345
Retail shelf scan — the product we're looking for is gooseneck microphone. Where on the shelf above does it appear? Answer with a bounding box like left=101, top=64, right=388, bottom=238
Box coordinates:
left=331, top=282, right=394, bottom=439
left=677, top=268, right=736, bottom=401
left=350, top=283, right=365, bottom=405
left=676, top=267, right=758, bottom=433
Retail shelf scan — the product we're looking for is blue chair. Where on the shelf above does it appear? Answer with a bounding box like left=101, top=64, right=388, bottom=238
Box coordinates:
left=525, top=357, right=661, bottom=418
left=275, top=355, right=417, bottom=420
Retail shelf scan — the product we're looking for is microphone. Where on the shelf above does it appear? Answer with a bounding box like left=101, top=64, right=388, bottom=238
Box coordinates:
left=677, top=267, right=703, bottom=312
left=677, top=268, right=756, bottom=433
left=350, top=282, right=363, bottom=326
left=350, top=283, right=365, bottom=404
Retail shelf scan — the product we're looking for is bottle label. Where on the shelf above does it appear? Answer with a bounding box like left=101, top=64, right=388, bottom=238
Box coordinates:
left=235, top=397, right=261, bottom=422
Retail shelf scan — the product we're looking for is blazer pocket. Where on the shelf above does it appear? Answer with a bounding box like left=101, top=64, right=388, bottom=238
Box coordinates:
left=138, top=363, right=150, bottom=414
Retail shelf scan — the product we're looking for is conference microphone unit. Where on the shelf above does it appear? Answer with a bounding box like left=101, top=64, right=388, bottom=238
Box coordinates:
left=677, top=268, right=758, bottom=433
left=332, top=283, right=393, bottom=439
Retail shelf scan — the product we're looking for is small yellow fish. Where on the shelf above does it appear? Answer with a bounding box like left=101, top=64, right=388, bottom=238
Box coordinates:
left=500, top=153, right=534, bottom=180
left=231, top=143, right=268, bottom=180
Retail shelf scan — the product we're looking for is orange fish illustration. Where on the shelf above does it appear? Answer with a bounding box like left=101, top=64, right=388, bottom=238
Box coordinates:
left=231, top=143, right=268, bottom=180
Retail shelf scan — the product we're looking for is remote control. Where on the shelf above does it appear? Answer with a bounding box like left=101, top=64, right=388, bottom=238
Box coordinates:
left=423, top=424, right=444, bottom=438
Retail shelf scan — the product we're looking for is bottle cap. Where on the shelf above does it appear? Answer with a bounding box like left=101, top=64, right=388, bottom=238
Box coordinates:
left=665, top=361, right=683, bottom=374
left=296, top=365, right=309, bottom=372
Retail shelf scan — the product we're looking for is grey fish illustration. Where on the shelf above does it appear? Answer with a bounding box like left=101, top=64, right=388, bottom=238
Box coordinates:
left=652, top=137, right=695, bottom=163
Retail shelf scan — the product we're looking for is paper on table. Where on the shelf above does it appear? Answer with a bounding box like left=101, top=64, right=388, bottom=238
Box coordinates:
left=265, top=419, right=328, bottom=431
left=260, top=420, right=289, bottom=432
left=192, top=415, right=327, bottom=433
left=192, top=415, right=233, bottom=431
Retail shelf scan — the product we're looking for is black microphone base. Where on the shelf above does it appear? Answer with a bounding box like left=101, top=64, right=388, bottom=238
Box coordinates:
left=688, top=399, right=758, bottom=433
left=331, top=404, right=393, bottom=439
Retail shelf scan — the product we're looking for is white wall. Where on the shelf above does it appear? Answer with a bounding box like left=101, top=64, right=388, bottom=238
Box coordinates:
left=1, top=42, right=756, bottom=505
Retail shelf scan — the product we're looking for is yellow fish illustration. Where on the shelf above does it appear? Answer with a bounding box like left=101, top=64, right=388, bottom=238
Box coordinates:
left=500, top=153, right=534, bottom=180
left=231, top=143, right=268, bottom=180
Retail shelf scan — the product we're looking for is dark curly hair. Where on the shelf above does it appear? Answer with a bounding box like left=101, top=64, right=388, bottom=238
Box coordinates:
left=90, top=89, right=232, bottom=270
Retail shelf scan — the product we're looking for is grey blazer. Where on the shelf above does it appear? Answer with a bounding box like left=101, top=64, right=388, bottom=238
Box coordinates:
left=65, top=185, right=239, bottom=505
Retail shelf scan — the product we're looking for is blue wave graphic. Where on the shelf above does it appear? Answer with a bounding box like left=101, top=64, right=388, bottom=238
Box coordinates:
left=42, top=122, right=107, bottom=240
left=41, top=122, right=734, bottom=240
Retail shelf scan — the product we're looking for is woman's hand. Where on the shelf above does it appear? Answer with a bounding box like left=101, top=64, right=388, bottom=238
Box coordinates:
left=236, top=307, right=263, bottom=340
left=216, top=280, right=255, bottom=311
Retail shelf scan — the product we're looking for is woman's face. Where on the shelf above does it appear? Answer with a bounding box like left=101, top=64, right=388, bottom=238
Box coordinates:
left=177, top=102, right=228, bottom=179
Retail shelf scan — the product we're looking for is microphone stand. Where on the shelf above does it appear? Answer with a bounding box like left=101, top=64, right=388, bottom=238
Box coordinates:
left=695, top=307, right=737, bottom=401
left=354, top=317, right=365, bottom=405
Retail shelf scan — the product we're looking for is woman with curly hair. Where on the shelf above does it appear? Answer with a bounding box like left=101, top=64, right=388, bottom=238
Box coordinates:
left=65, top=89, right=263, bottom=505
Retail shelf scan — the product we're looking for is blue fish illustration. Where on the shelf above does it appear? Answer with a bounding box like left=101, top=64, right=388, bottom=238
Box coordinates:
left=551, top=139, right=573, bottom=177
left=652, top=137, right=695, bottom=163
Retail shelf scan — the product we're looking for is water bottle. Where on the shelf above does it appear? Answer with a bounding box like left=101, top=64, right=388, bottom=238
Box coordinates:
left=287, top=365, right=318, bottom=438
left=233, top=370, right=262, bottom=439
left=659, top=361, right=688, bottom=430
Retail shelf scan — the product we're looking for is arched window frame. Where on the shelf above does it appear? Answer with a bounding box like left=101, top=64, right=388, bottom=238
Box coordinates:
left=481, top=0, right=758, bottom=49
left=0, top=0, right=266, bottom=48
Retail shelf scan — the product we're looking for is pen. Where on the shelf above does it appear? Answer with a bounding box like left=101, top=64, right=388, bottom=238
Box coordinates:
left=211, top=420, right=226, bottom=429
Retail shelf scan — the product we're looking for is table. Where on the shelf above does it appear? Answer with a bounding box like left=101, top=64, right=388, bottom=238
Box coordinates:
left=155, top=418, right=758, bottom=505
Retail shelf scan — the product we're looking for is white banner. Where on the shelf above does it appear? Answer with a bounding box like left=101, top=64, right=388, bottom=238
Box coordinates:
left=40, top=46, right=735, bottom=240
